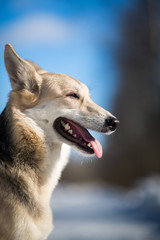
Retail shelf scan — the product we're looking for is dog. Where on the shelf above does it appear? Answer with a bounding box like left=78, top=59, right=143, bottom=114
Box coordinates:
left=0, top=44, right=119, bottom=240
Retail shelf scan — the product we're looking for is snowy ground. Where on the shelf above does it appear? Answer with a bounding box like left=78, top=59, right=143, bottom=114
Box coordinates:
left=48, top=177, right=160, bottom=240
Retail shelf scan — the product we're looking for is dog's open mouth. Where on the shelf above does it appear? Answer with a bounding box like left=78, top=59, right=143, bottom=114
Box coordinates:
left=54, top=117, right=102, bottom=158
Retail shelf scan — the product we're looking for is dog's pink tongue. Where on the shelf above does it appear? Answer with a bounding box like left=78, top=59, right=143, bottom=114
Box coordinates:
left=90, top=139, right=102, bottom=159
left=80, top=130, right=103, bottom=158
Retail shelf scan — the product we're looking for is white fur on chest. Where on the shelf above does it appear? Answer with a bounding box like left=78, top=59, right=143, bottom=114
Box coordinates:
left=37, top=143, right=70, bottom=240
left=42, top=143, right=70, bottom=199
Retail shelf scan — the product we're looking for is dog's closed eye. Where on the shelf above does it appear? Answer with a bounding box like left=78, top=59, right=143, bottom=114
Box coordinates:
left=66, top=93, right=79, bottom=99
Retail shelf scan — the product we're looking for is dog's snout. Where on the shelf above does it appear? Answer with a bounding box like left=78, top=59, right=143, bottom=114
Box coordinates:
left=105, top=117, right=119, bottom=132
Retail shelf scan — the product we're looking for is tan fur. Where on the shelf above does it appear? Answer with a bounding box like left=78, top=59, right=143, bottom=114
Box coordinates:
left=0, top=44, right=118, bottom=240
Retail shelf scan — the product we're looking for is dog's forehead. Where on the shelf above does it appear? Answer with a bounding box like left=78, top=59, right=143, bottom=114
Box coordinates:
left=41, top=72, right=89, bottom=96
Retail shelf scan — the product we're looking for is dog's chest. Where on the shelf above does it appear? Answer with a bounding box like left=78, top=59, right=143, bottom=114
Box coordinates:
left=22, top=144, right=70, bottom=240
left=40, top=143, right=70, bottom=201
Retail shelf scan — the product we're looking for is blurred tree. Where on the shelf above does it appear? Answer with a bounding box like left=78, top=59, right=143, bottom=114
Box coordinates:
left=62, top=0, right=160, bottom=187
left=100, top=0, right=160, bottom=187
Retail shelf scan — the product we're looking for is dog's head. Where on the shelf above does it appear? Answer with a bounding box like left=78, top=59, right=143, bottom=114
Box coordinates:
left=4, top=44, right=119, bottom=158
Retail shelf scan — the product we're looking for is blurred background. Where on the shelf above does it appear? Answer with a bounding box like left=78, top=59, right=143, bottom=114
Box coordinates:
left=0, top=0, right=160, bottom=239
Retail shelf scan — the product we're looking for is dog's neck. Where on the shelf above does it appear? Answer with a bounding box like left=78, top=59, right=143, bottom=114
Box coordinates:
left=42, top=143, right=70, bottom=198
left=2, top=104, right=70, bottom=199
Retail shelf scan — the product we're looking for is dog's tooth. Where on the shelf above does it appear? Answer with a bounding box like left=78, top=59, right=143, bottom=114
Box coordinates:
left=73, top=134, right=77, bottom=138
left=87, top=143, right=93, bottom=149
left=65, top=123, right=70, bottom=130
left=68, top=130, right=73, bottom=135
left=61, top=120, right=65, bottom=127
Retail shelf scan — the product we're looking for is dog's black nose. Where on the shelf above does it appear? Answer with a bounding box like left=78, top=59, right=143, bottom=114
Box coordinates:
left=105, top=117, right=119, bottom=131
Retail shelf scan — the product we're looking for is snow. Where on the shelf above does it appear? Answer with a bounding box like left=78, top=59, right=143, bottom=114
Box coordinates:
left=48, top=177, right=160, bottom=240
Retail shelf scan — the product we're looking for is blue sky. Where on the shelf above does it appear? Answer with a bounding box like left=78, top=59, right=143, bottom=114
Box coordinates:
left=0, top=0, right=134, bottom=110
left=0, top=0, right=133, bottom=153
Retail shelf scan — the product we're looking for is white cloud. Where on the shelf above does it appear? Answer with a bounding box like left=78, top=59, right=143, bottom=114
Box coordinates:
left=0, top=13, right=73, bottom=46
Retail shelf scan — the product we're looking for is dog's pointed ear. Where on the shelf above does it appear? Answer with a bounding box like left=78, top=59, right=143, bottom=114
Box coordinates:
left=4, top=44, right=40, bottom=93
